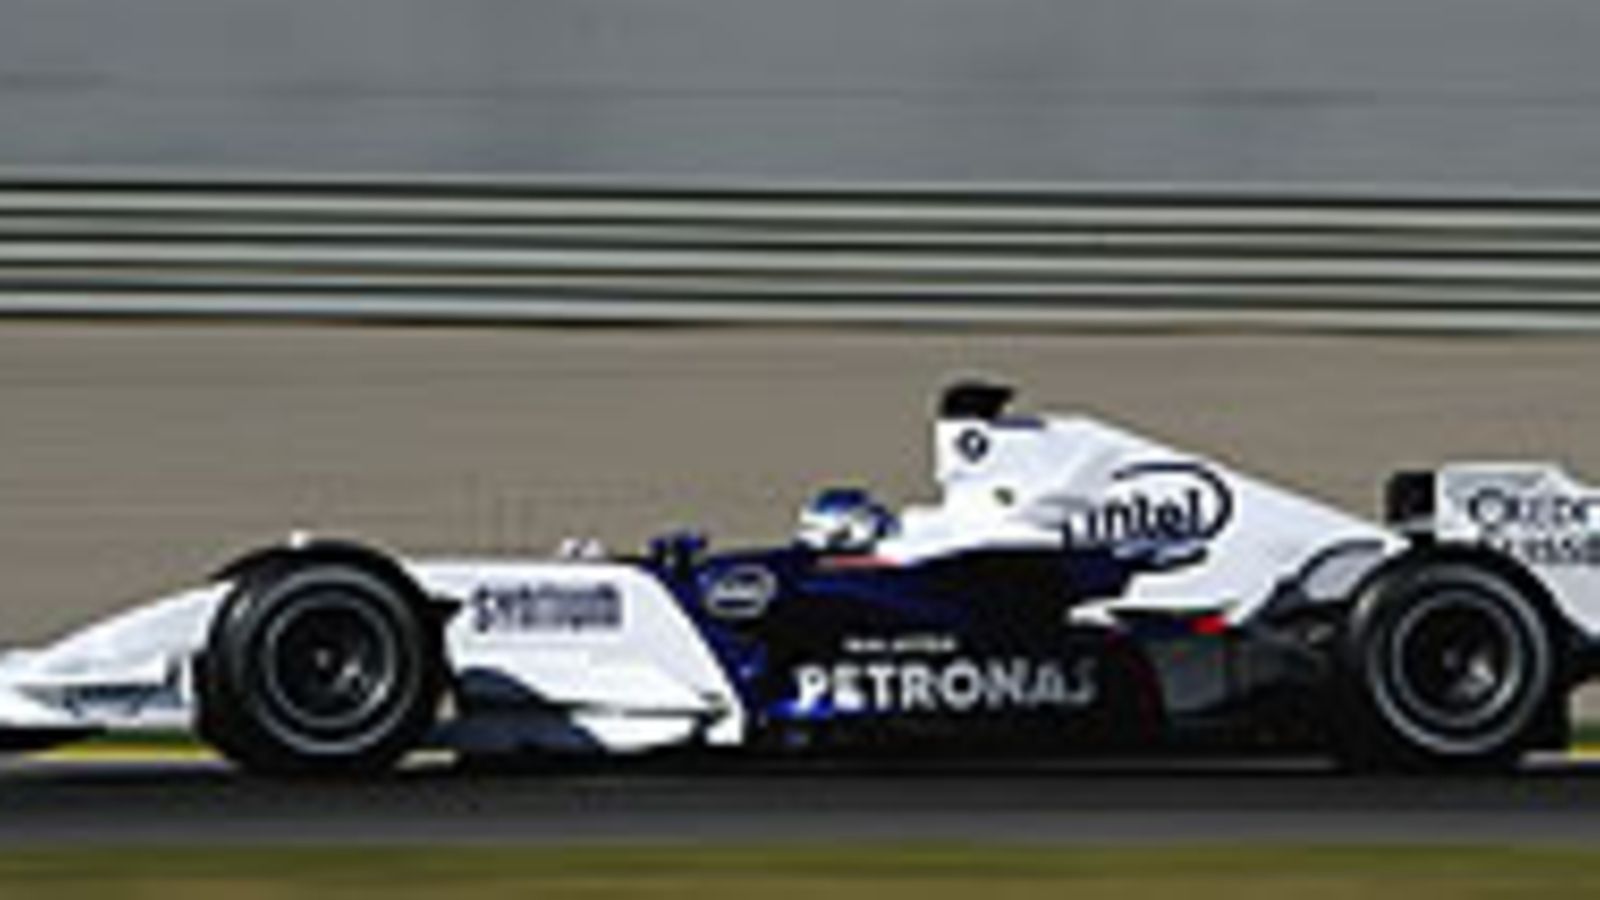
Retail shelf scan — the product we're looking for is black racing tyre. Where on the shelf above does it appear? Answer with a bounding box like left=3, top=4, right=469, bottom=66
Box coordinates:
left=197, top=560, right=443, bottom=776
left=1336, top=560, right=1557, bottom=772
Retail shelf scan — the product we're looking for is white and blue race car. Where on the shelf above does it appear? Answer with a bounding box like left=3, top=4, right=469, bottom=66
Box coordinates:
left=3, top=381, right=1599, bottom=773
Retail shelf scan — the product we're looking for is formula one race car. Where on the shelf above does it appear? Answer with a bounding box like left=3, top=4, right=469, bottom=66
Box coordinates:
left=3, top=381, right=1599, bottom=774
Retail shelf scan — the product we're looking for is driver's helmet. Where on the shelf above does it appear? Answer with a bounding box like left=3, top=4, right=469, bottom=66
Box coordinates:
left=795, top=487, right=895, bottom=553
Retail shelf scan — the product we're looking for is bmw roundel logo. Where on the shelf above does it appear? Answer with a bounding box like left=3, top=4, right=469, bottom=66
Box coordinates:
left=704, top=565, right=779, bottom=620
left=956, top=428, right=991, bottom=463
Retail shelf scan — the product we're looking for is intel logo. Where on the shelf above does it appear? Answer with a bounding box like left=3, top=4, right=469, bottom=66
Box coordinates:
left=1063, top=460, right=1234, bottom=549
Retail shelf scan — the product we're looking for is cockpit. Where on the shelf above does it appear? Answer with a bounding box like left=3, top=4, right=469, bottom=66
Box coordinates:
left=791, top=381, right=1059, bottom=560
left=794, top=487, right=899, bottom=554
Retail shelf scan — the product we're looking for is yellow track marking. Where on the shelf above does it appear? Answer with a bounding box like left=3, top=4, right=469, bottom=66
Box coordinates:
left=32, top=744, right=219, bottom=763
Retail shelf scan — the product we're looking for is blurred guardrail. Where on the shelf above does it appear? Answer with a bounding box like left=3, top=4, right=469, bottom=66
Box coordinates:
left=6, top=170, right=1600, bottom=331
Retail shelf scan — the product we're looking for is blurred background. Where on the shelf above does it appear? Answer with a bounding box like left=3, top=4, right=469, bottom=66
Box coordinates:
left=7, top=0, right=1600, bottom=183
left=7, top=0, right=1600, bottom=639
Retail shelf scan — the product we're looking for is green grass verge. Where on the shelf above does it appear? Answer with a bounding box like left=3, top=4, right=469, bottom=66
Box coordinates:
left=1573, top=721, right=1600, bottom=747
left=67, top=730, right=204, bottom=751
left=0, top=845, right=1598, bottom=899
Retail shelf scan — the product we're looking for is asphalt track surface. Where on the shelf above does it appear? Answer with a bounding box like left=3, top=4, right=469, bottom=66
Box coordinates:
left=8, top=322, right=1600, bottom=844
left=5, top=753, right=1600, bottom=845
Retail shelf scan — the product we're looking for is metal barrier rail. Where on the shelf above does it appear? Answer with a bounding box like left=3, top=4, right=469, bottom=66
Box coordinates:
left=5, top=171, right=1600, bottom=330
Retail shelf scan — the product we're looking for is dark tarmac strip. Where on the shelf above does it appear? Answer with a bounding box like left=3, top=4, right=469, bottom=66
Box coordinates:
left=3, top=756, right=1600, bottom=845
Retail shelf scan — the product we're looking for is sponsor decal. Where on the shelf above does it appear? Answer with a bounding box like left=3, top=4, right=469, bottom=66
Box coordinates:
left=58, top=683, right=167, bottom=716
left=1466, top=486, right=1600, bottom=533
left=843, top=633, right=957, bottom=655
left=1465, top=485, right=1600, bottom=567
left=469, top=581, right=622, bottom=633
left=704, top=565, right=778, bottom=620
left=1063, top=460, right=1234, bottom=550
left=791, top=656, right=1097, bottom=715
left=1497, top=534, right=1600, bottom=567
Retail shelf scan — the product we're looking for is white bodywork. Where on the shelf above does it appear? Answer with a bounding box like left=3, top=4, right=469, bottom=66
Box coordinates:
left=897, top=415, right=1399, bottom=623
left=0, top=562, right=743, bottom=753
left=0, top=585, right=226, bottom=733
left=4, top=404, right=1600, bottom=753
left=425, top=561, right=743, bottom=751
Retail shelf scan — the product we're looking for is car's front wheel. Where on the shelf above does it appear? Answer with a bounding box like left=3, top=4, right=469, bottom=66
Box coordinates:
left=1337, top=559, right=1558, bottom=771
left=197, top=559, right=443, bottom=775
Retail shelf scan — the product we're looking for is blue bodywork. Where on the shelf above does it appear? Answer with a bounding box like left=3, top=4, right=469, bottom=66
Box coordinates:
left=641, top=530, right=1168, bottom=743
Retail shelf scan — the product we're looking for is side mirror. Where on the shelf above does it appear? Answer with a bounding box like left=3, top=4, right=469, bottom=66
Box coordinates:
left=649, top=529, right=708, bottom=576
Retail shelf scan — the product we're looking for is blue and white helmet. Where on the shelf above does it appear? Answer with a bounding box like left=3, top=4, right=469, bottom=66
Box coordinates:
left=795, top=487, right=896, bottom=552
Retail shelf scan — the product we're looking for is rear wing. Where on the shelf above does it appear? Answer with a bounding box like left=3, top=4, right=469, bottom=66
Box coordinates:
left=1386, top=463, right=1600, bottom=632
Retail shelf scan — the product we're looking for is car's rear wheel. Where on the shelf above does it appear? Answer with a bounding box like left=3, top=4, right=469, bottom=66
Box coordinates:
left=198, top=560, right=442, bottom=775
left=1337, top=560, right=1557, bottom=771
